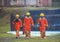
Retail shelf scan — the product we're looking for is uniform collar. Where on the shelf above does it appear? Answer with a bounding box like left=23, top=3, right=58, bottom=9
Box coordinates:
left=25, top=16, right=31, bottom=18
left=40, top=17, right=45, bottom=19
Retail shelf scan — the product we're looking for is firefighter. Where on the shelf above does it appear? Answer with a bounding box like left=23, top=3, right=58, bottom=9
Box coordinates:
left=23, top=12, right=34, bottom=39
left=38, top=13, right=48, bottom=39
left=13, top=14, right=22, bottom=38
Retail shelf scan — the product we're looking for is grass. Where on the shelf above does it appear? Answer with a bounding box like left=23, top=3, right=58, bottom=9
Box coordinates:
left=0, top=31, right=60, bottom=42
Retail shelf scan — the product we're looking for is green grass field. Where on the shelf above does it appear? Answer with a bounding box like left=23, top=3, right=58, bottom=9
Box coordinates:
left=0, top=27, right=60, bottom=42
left=0, top=7, right=60, bottom=42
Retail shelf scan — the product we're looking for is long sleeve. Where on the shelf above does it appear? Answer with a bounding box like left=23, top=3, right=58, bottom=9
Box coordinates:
left=30, top=17, right=34, bottom=26
left=24, top=17, right=26, bottom=26
left=12, top=19, right=15, bottom=24
left=45, top=19, right=48, bottom=26
left=19, top=19, right=22, bottom=27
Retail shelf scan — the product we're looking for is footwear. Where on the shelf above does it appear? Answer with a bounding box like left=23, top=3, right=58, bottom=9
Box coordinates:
left=41, top=38, right=43, bottom=39
left=26, top=37, right=30, bottom=39
left=16, top=37, right=18, bottom=39
left=44, top=37, right=46, bottom=39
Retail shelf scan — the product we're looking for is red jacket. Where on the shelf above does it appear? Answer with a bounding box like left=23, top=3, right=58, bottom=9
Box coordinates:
left=13, top=19, right=22, bottom=30
left=24, top=16, right=34, bottom=31
left=38, top=17, right=48, bottom=32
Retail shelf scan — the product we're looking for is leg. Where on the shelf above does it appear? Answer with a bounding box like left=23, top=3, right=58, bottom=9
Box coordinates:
left=27, top=31, right=30, bottom=38
left=16, top=30, right=19, bottom=38
left=25, top=31, right=30, bottom=39
left=23, top=28, right=25, bottom=35
left=40, top=31, right=43, bottom=38
left=43, top=31, right=46, bottom=39
left=41, top=30, right=46, bottom=39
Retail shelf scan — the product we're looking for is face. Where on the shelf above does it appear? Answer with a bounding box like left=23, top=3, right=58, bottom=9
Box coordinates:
left=15, top=18, right=19, bottom=22
left=16, top=17, right=19, bottom=19
left=26, top=15, right=30, bottom=17
left=40, top=16, right=44, bottom=18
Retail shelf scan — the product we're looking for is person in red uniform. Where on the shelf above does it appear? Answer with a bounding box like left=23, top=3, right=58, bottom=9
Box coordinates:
left=38, top=13, right=48, bottom=39
left=23, top=12, right=34, bottom=39
left=13, top=14, right=22, bottom=38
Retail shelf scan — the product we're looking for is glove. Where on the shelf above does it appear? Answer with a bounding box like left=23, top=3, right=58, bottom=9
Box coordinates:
left=45, top=25, right=48, bottom=28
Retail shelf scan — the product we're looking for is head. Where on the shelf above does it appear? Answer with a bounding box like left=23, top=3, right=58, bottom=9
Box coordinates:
left=40, top=13, right=44, bottom=18
left=26, top=12, right=30, bottom=17
left=15, top=14, right=20, bottom=18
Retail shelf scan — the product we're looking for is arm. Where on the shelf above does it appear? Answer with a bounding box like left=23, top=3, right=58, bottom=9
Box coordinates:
left=38, top=18, right=41, bottom=25
left=45, top=18, right=48, bottom=27
left=23, top=17, right=25, bottom=26
left=19, top=19, right=22, bottom=27
left=12, top=19, right=15, bottom=24
left=30, top=17, right=34, bottom=26
left=38, top=18, right=42, bottom=26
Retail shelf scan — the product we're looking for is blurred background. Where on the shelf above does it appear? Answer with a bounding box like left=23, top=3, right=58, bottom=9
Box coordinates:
left=0, top=0, right=60, bottom=7
left=0, top=0, right=60, bottom=31
left=0, top=0, right=60, bottom=42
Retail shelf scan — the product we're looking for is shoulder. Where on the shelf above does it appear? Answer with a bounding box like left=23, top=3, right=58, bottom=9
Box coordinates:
left=24, top=16, right=27, bottom=19
left=18, top=19, right=21, bottom=21
left=43, top=17, right=47, bottom=20
left=24, top=16, right=28, bottom=18
left=39, top=18, right=41, bottom=20
left=29, top=16, right=32, bottom=18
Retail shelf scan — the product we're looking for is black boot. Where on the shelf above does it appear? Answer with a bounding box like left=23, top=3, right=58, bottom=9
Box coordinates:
left=16, top=37, right=18, bottom=39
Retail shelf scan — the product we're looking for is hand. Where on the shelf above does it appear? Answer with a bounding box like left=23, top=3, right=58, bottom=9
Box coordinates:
left=32, top=24, right=34, bottom=27
left=45, top=25, right=48, bottom=28
left=12, top=22, right=14, bottom=24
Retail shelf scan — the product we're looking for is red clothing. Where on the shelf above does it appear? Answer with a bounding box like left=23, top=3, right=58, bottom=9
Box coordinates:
left=38, top=17, right=48, bottom=32
left=24, top=16, right=34, bottom=31
left=13, top=19, right=22, bottom=30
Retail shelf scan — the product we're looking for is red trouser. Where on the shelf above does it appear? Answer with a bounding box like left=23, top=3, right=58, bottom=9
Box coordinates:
left=40, top=27, right=46, bottom=38
left=15, top=25, right=20, bottom=37
left=24, top=26, right=31, bottom=38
